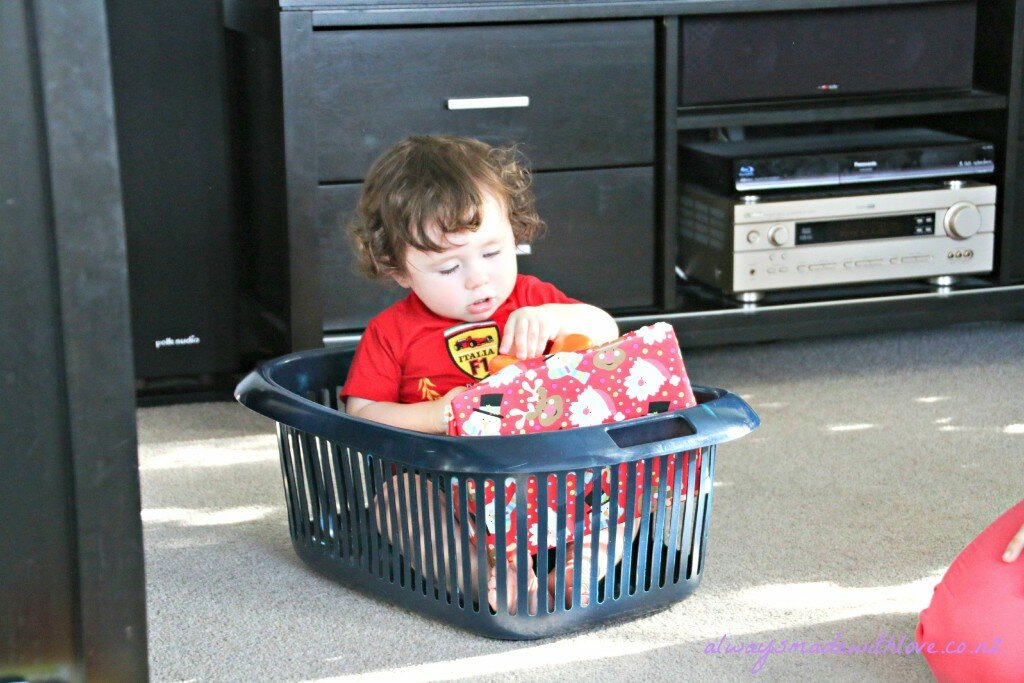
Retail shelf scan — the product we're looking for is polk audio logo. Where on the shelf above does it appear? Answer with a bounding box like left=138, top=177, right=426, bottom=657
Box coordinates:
left=154, top=335, right=201, bottom=349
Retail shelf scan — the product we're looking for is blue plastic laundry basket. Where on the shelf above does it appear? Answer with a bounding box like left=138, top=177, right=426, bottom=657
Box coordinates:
left=235, top=345, right=759, bottom=639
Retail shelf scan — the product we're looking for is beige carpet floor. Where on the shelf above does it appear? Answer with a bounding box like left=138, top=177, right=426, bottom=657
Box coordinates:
left=138, top=321, right=1024, bottom=682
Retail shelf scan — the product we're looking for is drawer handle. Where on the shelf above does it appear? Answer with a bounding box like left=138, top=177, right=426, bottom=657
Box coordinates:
left=446, top=96, right=530, bottom=111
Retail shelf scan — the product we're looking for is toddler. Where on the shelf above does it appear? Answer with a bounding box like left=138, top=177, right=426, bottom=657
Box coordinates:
left=341, top=135, right=621, bottom=613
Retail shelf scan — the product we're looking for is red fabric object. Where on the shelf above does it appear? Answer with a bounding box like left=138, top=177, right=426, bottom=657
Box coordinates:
left=917, top=498, right=1024, bottom=682
left=340, top=274, right=578, bottom=404
left=448, top=322, right=699, bottom=559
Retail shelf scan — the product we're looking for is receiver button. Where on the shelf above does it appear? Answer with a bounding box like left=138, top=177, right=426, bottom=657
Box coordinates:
left=944, top=202, right=982, bottom=239
left=746, top=230, right=761, bottom=244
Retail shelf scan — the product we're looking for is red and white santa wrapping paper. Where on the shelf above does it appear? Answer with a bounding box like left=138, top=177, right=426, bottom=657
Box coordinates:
left=447, top=322, right=699, bottom=559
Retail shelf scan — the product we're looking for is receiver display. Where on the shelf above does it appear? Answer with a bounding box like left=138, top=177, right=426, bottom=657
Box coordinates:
left=796, top=213, right=935, bottom=245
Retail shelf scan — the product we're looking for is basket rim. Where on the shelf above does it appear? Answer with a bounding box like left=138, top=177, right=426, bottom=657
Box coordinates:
left=235, top=345, right=760, bottom=472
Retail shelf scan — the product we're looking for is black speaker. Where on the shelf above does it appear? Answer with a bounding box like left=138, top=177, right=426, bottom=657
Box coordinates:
left=680, top=1, right=977, bottom=106
left=107, top=0, right=240, bottom=382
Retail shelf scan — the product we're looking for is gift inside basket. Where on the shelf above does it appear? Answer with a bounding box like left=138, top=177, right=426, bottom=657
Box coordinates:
left=235, top=344, right=759, bottom=640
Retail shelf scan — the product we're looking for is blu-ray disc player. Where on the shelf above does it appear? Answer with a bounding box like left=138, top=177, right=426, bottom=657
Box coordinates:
left=680, top=129, right=995, bottom=193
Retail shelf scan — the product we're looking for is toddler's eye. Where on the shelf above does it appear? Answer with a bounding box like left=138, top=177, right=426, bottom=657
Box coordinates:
left=483, top=250, right=502, bottom=259
left=438, top=264, right=459, bottom=276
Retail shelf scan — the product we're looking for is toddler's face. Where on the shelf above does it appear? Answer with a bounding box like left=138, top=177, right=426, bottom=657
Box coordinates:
left=392, top=189, right=518, bottom=322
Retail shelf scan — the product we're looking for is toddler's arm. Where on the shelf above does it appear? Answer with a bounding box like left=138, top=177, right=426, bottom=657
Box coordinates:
left=345, top=385, right=464, bottom=434
left=500, top=303, right=618, bottom=359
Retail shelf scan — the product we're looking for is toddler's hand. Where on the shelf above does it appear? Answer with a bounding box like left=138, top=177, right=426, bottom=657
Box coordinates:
left=435, top=385, right=467, bottom=434
left=501, top=306, right=561, bottom=359
left=1002, top=520, right=1024, bottom=562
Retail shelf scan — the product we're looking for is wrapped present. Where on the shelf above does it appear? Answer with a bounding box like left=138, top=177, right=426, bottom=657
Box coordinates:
left=448, top=322, right=699, bottom=559
left=448, top=322, right=696, bottom=436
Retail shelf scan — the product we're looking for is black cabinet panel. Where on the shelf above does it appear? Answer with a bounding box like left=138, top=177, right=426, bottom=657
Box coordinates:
left=316, top=183, right=403, bottom=332
left=312, top=20, right=655, bottom=182
left=523, top=167, right=656, bottom=311
left=316, top=166, right=655, bottom=333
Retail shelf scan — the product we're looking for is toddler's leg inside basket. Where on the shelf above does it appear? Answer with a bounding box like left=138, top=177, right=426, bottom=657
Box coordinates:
left=554, top=519, right=639, bottom=609
left=373, top=472, right=487, bottom=602
left=374, top=472, right=543, bottom=614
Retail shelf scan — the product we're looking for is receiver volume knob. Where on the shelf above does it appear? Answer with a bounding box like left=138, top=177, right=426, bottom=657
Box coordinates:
left=943, top=202, right=982, bottom=239
left=767, top=225, right=789, bottom=246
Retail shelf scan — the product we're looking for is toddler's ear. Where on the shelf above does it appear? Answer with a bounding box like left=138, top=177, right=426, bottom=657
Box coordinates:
left=390, top=269, right=411, bottom=289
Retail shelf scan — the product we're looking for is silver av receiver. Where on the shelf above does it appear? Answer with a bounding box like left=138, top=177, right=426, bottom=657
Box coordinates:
left=678, top=180, right=996, bottom=300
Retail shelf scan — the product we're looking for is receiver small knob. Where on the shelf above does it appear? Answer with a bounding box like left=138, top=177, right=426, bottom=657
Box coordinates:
left=943, top=202, right=982, bottom=239
left=767, top=224, right=789, bottom=246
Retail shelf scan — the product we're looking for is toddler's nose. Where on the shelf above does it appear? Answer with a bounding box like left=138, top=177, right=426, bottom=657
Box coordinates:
left=465, top=262, right=490, bottom=289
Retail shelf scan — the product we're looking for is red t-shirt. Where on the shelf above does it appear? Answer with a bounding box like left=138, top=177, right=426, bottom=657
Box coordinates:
left=341, top=274, right=579, bottom=404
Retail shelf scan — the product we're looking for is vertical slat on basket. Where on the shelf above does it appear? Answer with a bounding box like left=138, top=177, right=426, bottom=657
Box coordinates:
left=414, top=470, right=435, bottom=599
left=315, top=436, right=340, bottom=556
left=311, top=436, right=334, bottom=551
left=300, top=431, right=329, bottom=546
left=492, top=477, right=507, bottom=615
left=694, top=445, right=717, bottom=577
left=516, top=473, right=532, bottom=618
left=677, top=449, right=699, bottom=583
left=381, top=461, right=404, bottom=585
left=393, top=466, right=415, bottom=590
left=552, top=473, right=568, bottom=612
left=516, top=475, right=532, bottom=618
left=648, top=454, right=671, bottom=590
left=603, top=464, right=621, bottom=600
left=430, top=473, right=451, bottom=604
left=634, top=458, right=655, bottom=596
left=289, top=428, right=314, bottom=541
left=513, top=474, right=529, bottom=616
left=535, top=474, right=549, bottom=614
left=354, top=451, right=380, bottom=577
left=276, top=423, right=299, bottom=540
left=343, top=448, right=368, bottom=568
left=328, top=442, right=353, bottom=560
left=473, top=477, right=489, bottom=614
left=332, top=444, right=356, bottom=561
left=570, top=468, right=586, bottom=609
left=688, top=448, right=708, bottom=580
left=587, top=469, right=601, bottom=605
left=408, top=469, right=428, bottom=595
left=663, top=451, right=685, bottom=585
left=296, top=396, right=329, bottom=548
left=454, top=476, right=474, bottom=611
left=619, top=461, right=639, bottom=599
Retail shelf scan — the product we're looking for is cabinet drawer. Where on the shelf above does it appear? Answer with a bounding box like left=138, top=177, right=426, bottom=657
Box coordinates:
left=312, top=21, right=655, bottom=182
left=316, top=183, right=403, bottom=332
left=315, top=166, right=656, bottom=333
left=525, top=167, right=656, bottom=311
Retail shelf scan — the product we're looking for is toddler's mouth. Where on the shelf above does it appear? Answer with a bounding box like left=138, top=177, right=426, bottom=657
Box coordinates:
left=468, top=297, right=494, bottom=314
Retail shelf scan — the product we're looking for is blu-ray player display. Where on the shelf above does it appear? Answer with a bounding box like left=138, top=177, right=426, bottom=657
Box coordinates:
left=680, top=129, right=995, bottom=193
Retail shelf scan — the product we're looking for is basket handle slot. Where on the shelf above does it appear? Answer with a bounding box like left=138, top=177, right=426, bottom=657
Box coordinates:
left=606, top=415, right=695, bottom=449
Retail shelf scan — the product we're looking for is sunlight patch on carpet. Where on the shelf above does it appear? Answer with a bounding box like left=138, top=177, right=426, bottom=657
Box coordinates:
left=140, top=435, right=278, bottom=470
left=307, top=637, right=664, bottom=682
left=142, top=505, right=276, bottom=526
left=729, top=572, right=945, bottom=623
left=827, top=423, right=876, bottom=432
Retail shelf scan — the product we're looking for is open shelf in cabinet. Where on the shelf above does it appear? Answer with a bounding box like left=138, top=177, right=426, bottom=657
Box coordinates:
left=678, top=89, right=1008, bottom=130
left=617, top=278, right=1024, bottom=347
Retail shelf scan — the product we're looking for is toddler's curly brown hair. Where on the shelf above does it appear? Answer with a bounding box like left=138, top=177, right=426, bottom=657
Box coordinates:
left=349, top=135, right=545, bottom=280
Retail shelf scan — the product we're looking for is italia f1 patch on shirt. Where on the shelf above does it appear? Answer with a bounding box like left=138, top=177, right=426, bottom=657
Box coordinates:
left=445, top=321, right=499, bottom=380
